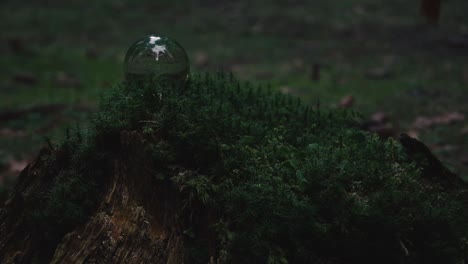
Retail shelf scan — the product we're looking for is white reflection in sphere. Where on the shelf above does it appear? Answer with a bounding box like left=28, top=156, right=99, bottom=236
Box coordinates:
left=124, top=35, right=189, bottom=88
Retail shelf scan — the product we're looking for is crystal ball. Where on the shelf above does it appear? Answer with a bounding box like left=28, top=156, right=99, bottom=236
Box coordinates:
left=124, top=35, right=189, bottom=88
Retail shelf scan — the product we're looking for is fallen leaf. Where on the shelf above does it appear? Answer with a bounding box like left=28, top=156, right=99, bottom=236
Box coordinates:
left=370, top=111, right=389, bottom=124
left=9, top=160, right=29, bottom=173
left=406, top=130, right=420, bottom=139
left=339, top=95, right=355, bottom=108
left=194, top=51, right=209, bottom=67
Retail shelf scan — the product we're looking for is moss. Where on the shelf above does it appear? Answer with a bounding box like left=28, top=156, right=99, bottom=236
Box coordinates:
left=26, top=128, right=110, bottom=261
left=32, top=72, right=468, bottom=263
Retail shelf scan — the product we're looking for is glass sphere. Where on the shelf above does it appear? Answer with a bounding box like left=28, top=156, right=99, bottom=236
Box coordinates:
left=124, top=35, right=189, bottom=88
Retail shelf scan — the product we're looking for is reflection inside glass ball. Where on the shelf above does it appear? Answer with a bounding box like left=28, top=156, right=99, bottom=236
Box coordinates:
left=124, top=35, right=189, bottom=88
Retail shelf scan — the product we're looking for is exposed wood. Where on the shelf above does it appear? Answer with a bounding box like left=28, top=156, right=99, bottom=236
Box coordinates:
left=0, top=131, right=220, bottom=264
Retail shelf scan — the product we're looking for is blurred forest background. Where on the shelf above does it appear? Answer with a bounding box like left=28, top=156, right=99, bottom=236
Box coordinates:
left=1, top=0, right=467, bottom=196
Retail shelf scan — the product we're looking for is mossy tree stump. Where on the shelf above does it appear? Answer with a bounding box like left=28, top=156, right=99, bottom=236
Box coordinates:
left=1, top=73, right=467, bottom=264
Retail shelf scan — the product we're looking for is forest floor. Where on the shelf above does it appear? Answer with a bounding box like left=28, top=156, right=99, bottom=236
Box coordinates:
left=1, top=0, right=468, bottom=193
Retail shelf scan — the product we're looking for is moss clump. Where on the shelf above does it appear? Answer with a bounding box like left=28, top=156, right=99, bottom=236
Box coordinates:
left=35, top=72, right=468, bottom=263
left=25, top=128, right=110, bottom=261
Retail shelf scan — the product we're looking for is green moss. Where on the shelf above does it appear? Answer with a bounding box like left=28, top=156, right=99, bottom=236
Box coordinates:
left=27, top=128, right=109, bottom=260
left=34, top=73, right=468, bottom=263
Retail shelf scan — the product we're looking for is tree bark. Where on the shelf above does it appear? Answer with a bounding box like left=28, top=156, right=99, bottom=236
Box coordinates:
left=0, top=131, right=213, bottom=264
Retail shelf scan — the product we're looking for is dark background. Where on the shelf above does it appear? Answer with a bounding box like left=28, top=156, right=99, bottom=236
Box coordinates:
left=1, top=0, right=468, bottom=192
